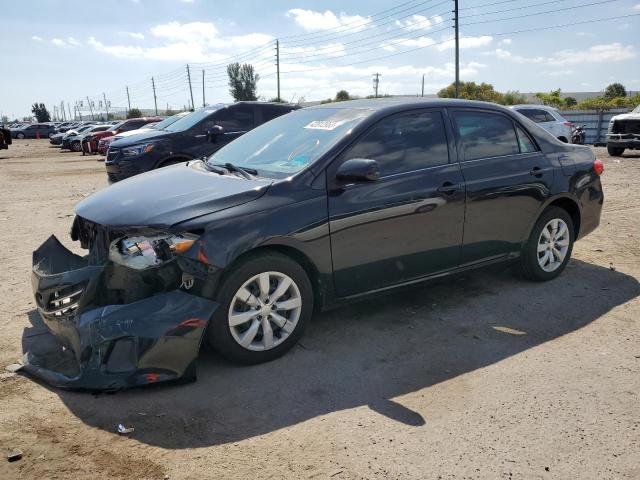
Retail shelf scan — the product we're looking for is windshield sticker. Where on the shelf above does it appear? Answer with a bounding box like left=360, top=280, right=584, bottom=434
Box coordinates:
left=304, top=120, right=343, bottom=130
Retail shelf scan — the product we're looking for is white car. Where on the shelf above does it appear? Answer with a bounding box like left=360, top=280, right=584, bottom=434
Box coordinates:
left=510, top=105, right=573, bottom=143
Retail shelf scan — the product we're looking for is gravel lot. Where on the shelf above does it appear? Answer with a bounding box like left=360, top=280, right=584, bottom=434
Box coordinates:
left=0, top=140, right=638, bottom=480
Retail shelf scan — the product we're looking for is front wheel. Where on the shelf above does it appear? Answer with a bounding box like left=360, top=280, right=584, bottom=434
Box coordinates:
left=607, top=146, right=624, bottom=157
left=519, top=206, right=574, bottom=281
left=71, top=141, right=82, bottom=152
left=206, top=252, right=313, bottom=364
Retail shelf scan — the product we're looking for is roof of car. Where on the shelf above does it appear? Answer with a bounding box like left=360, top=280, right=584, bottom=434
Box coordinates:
left=510, top=104, right=559, bottom=111
left=306, top=98, right=513, bottom=111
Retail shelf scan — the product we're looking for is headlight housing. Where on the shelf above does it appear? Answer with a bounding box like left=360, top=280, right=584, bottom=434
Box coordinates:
left=121, top=143, right=155, bottom=157
left=109, top=233, right=198, bottom=270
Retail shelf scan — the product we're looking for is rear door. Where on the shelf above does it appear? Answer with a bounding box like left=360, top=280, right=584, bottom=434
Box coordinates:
left=327, top=109, right=465, bottom=297
left=450, top=109, right=554, bottom=265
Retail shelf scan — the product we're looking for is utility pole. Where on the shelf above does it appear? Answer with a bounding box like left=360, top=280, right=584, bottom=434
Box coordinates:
left=275, top=39, right=281, bottom=101
left=60, top=101, right=66, bottom=121
left=453, top=0, right=460, bottom=99
left=372, top=73, right=381, bottom=98
left=421, top=74, right=425, bottom=97
left=125, top=86, right=131, bottom=116
left=103, top=93, right=109, bottom=120
left=53, top=105, right=58, bottom=121
left=67, top=103, right=72, bottom=121
left=202, top=69, right=206, bottom=107
left=86, top=96, right=95, bottom=120
left=186, top=64, right=195, bottom=110
left=151, top=77, right=158, bottom=115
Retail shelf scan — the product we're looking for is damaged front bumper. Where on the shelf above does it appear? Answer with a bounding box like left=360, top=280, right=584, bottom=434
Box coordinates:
left=26, top=235, right=218, bottom=391
left=607, top=133, right=640, bottom=149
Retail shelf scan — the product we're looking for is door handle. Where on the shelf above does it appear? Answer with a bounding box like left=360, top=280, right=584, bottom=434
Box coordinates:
left=436, top=182, right=460, bottom=195
left=529, top=167, right=543, bottom=177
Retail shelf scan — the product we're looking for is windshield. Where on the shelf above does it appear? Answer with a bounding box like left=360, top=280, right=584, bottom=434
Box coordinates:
left=108, top=121, right=125, bottom=132
left=206, top=107, right=370, bottom=178
left=151, top=113, right=187, bottom=130
left=165, top=106, right=222, bottom=132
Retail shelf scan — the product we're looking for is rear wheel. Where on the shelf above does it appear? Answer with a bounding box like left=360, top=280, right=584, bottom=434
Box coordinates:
left=206, top=252, right=313, bottom=364
left=16, top=132, right=25, bottom=139
left=519, top=206, right=574, bottom=281
left=607, top=146, right=624, bottom=157
left=71, top=141, right=82, bottom=152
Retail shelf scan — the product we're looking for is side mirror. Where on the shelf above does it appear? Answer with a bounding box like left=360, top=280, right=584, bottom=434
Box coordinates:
left=336, top=158, right=380, bottom=183
left=206, top=125, right=224, bottom=143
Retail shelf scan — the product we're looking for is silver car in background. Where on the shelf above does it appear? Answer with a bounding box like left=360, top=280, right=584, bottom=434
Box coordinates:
left=510, top=104, right=573, bottom=143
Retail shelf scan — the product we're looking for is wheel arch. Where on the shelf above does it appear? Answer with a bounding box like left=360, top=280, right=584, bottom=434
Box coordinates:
left=557, top=136, right=569, bottom=143
left=523, top=194, right=582, bottom=245
left=154, top=154, right=194, bottom=169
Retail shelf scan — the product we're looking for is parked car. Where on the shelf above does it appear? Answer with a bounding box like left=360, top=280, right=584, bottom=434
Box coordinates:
left=510, top=105, right=573, bottom=143
left=82, top=114, right=186, bottom=155
left=12, top=123, right=57, bottom=139
left=606, top=104, right=640, bottom=156
left=105, top=102, right=298, bottom=182
left=60, top=124, right=100, bottom=150
left=0, top=126, right=11, bottom=149
left=87, top=117, right=163, bottom=155
left=28, top=99, right=604, bottom=390
left=69, top=125, right=111, bottom=152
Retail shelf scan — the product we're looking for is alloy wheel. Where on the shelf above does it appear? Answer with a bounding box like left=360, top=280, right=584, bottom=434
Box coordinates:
left=537, top=218, right=570, bottom=272
left=228, top=271, right=302, bottom=351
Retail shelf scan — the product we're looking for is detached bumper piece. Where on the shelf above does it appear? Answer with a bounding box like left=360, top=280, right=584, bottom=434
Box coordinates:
left=27, top=235, right=218, bottom=391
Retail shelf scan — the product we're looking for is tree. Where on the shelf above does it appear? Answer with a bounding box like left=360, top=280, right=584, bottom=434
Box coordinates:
left=226, top=63, right=259, bottom=101
left=127, top=108, right=142, bottom=119
left=502, top=90, right=527, bottom=105
left=335, top=90, right=350, bottom=102
left=535, top=89, right=564, bottom=108
left=438, top=81, right=504, bottom=103
left=268, top=97, right=286, bottom=103
left=31, top=103, right=51, bottom=122
left=563, top=96, right=577, bottom=108
left=604, top=83, right=626, bottom=100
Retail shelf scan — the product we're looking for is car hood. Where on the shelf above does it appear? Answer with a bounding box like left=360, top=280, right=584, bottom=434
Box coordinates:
left=110, top=129, right=172, bottom=148
left=75, top=160, right=273, bottom=228
left=611, top=112, right=640, bottom=122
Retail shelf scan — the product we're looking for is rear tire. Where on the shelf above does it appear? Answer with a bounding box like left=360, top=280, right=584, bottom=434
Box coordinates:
left=206, top=252, right=313, bottom=364
left=519, top=206, right=574, bottom=282
left=71, top=141, right=82, bottom=152
left=607, top=146, right=624, bottom=157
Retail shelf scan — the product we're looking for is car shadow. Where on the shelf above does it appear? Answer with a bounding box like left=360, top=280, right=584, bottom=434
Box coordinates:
left=22, top=259, right=639, bottom=448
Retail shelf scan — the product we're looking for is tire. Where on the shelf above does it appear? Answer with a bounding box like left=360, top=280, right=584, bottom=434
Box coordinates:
left=206, top=251, right=314, bottom=364
left=71, top=141, right=82, bottom=152
left=607, top=146, right=624, bottom=157
left=48, top=132, right=55, bottom=139
left=519, top=206, right=574, bottom=282
left=16, top=133, right=25, bottom=139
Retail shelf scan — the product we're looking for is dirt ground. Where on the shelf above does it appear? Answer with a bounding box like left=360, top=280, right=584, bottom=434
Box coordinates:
left=0, top=140, right=638, bottom=480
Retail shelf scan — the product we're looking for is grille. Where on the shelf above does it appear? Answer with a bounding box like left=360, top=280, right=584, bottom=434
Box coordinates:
left=106, top=148, right=118, bottom=163
left=40, top=285, right=84, bottom=321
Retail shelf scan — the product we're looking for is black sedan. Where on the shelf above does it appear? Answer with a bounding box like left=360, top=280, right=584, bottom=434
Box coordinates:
left=28, top=99, right=604, bottom=390
left=12, top=123, right=56, bottom=139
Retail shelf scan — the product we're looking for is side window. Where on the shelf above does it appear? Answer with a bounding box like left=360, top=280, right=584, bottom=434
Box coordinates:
left=213, top=106, right=254, bottom=131
left=452, top=111, right=520, bottom=161
left=515, top=126, right=537, bottom=153
left=262, top=106, right=290, bottom=123
left=543, top=111, right=556, bottom=122
left=518, top=109, right=547, bottom=123
left=343, top=111, right=449, bottom=177
left=122, top=121, right=142, bottom=131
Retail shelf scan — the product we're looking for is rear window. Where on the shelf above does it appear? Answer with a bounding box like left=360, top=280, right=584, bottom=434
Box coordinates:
left=517, top=108, right=555, bottom=123
left=452, top=111, right=520, bottom=161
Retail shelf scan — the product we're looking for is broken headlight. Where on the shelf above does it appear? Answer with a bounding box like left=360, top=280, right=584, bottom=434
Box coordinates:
left=109, top=233, right=198, bottom=270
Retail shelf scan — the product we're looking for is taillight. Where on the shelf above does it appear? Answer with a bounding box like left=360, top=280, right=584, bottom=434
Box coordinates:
left=563, top=122, right=572, bottom=127
left=593, top=159, right=604, bottom=176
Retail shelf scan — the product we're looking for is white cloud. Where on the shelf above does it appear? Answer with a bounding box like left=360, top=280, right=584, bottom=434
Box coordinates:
left=546, top=69, right=576, bottom=76
left=394, top=14, right=445, bottom=31
left=381, top=36, right=435, bottom=52
left=437, top=35, right=493, bottom=51
left=51, top=38, right=65, bottom=46
left=634, top=3, right=640, bottom=10
left=286, top=9, right=371, bottom=32
left=483, top=48, right=544, bottom=64
left=498, top=38, right=512, bottom=46
left=120, top=31, right=145, bottom=40
left=31, top=35, right=42, bottom=41
left=67, top=37, right=80, bottom=46
left=151, top=21, right=218, bottom=43
left=548, top=43, right=635, bottom=66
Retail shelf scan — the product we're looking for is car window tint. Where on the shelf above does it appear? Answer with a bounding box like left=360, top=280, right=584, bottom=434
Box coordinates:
left=452, top=111, right=520, bottom=161
left=517, top=109, right=548, bottom=123
left=344, top=111, right=449, bottom=176
left=214, top=107, right=254, bottom=131
left=515, top=126, right=537, bottom=153
left=262, top=106, right=290, bottom=122
left=543, top=111, right=556, bottom=122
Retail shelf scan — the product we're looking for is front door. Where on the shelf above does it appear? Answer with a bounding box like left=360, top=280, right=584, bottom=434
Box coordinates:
left=449, top=109, right=554, bottom=265
left=327, top=109, right=466, bottom=297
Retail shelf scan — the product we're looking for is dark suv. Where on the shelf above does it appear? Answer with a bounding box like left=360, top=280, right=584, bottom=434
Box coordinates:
left=13, top=123, right=56, bottom=139
left=105, top=102, right=297, bottom=182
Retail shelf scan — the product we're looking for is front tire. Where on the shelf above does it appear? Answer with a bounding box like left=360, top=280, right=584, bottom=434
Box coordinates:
left=206, top=252, right=314, bottom=364
left=71, top=141, right=82, bottom=152
left=519, top=206, right=574, bottom=281
left=607, top=146, right=624, bottom=157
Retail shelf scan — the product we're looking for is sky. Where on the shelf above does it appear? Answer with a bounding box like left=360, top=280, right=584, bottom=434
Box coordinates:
left=0, top=0, right=639, bottom=119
